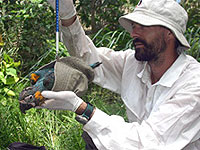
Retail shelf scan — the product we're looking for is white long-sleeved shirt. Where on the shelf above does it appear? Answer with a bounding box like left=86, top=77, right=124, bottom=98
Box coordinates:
left=60, top=18, right=200, bottom=150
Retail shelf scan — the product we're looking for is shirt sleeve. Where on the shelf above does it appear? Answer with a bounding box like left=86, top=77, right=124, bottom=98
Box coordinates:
left=60, top=18, right=133, bottom=94
left=83, top=84, right=200, bottom=150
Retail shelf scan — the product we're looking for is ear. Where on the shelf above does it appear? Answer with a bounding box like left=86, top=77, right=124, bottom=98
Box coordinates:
left=166, top=30, right=175, bottom=41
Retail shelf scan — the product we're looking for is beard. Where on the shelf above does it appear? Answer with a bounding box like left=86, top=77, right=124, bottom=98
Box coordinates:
left=133, top=35, right=167, bottom=62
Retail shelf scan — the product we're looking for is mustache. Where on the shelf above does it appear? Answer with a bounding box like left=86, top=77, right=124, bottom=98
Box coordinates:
left=132, top=38, right=148, bottom=47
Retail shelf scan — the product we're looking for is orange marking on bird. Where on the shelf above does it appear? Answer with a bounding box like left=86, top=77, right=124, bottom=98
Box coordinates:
left=35, top=91, right=44, bottom=100
left=30, top=73, right=40, bottom=83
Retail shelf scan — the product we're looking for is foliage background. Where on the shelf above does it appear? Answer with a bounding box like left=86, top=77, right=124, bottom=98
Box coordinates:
left=0, top=0, right=199, bottom=149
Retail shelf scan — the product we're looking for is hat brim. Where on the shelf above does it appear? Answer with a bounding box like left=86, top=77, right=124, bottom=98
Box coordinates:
left=119, top=11, right=190, bottom=50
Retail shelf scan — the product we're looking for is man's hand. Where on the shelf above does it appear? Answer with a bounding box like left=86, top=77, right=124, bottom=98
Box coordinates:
left=48, top=0, right=76, bottom=20
left=40, top=91, right=83, bottom=112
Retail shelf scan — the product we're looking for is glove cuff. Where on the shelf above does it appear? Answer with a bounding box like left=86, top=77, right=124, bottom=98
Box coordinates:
left=72, top=96, right=83, bottom=112
left=60, top=9, right=76, bottom=20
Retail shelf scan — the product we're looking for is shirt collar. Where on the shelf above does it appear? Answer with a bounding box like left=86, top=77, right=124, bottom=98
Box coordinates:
left=137, top=62, right=151, bottom=86
left=137, top=53, right=188, bottom=87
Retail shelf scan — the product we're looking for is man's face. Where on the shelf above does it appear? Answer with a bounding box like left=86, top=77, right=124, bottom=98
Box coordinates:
left=131, top=23, right=167, bottom=62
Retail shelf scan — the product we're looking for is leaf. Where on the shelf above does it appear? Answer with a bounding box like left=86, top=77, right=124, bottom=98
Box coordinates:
left=3, top=53, right=10, bottom=62
left=23, top=14, right=30, bottom=18
left=1, top=99, right=7, bottom=106
left=0, top=34, right=4, bottom=46
left=5, top=77, right=16, bottom=85
left=14, top=76, right=20, bottom=83
left=30, top=0, right=42, bottom=3
left=14, top=61, right=21, bottom=67
left=2, top=61, right=7, bottom=71
left=3, top=88, right=16, bottom=96
left=0, top=72, right=6, bottom=84
left=6, top=68, right=17, bottom=76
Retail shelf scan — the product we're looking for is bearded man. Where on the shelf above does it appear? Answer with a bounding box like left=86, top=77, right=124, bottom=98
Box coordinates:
left=38, top=0, right=200, bottom=149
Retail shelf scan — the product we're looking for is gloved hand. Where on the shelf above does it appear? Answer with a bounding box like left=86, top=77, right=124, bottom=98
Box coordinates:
left=40, top=91, right=83, bottom=112
left=47, top=0, right=76, bottom=20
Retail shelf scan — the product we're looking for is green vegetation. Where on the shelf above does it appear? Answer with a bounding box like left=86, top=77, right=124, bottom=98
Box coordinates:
left=0, top=53, right=20, bottom=96
left=0, top=0, right=199, bottom=149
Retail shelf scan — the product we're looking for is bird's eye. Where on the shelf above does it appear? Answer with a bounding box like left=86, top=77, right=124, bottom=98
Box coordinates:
left=30, top=95, right=33, bottom=100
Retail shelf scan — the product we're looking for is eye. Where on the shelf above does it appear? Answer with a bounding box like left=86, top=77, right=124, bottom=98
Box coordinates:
left=131, top=22, right=135, bottom=29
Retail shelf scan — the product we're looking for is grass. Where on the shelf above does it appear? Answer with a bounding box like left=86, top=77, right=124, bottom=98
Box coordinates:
left=0, top=26, right=128, bottom=149
left=1, top=24, right=199, bottom=149
left=0, top=82, right=126, bottom=150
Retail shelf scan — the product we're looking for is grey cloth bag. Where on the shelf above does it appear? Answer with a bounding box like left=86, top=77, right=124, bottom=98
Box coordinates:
left=39, top=56, right=95, bottom=97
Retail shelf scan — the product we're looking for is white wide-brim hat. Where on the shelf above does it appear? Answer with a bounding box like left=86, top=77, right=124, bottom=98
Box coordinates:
left=119, top=0, right=190, bottom=50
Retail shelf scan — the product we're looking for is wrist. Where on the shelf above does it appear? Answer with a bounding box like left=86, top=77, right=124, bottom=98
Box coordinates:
left=61, top=15, right=77, bottom=27
left=75, top=102, right=87, bottom=115
left=75, top=102, right=95, bottom=119
left=75, top=102, right=95, bottom=125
